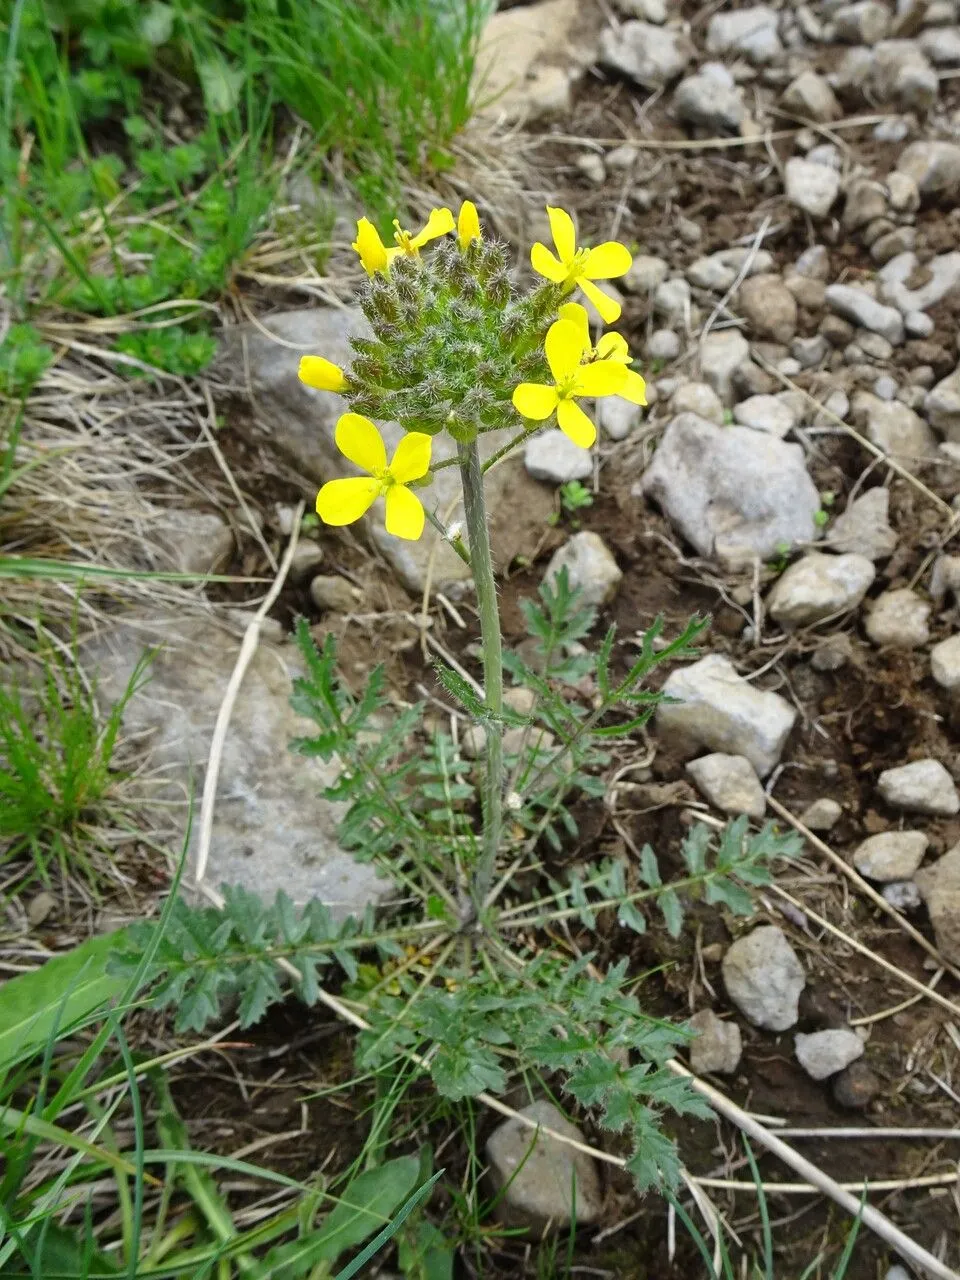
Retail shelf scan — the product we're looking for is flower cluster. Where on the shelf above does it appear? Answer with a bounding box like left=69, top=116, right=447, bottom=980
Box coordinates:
left=298, top=201, right=645, bottom=540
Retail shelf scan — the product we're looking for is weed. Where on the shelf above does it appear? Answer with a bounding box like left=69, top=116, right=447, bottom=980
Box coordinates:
left=547, top=479, right=594, bottom=528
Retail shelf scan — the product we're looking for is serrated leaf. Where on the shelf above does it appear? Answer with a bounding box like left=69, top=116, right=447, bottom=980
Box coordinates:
left=432, top=1041, right=506, bottom=1100
left=639, top=845, right=661, bottom=888
left=658, top=889, right=684, bottom=938
left=617, top=900, right=647, bottom=934
left=433, top=659, right=487, bottom=720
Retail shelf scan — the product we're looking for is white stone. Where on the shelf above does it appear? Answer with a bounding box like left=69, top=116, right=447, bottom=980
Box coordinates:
left=543, top=532, right=622, bottom=608
left=833, top=0, right=890, bottom=42
left=864, top=587, right=931, bottom=647
left=486, top=1100, right=602, bottom=1230
left=791, top=335, right=829, bottom=368
left=854, top=392, right=937, bottom=468
left=152, top=508, right=234, bottom=576
left=733, top=394, right=796, bottom=438
left=915, top=845, right=960, bottom=965
left=882, top=880, right=923, bottom=911
left=879, top=250, right=960, bottom=314
left=670, top=382, right=724, bottom=424
left=686, top=752, right=767, bottom=818
left=870, top=40, right=939, bottom=112
left=767, top=552, right=876, bottom=628
left=309, top=574, right=357, bottom=613
left=700, top=330, right=750, bottom=403
left=674, top=66, right=745, bottom=131
left=688, top=1009, right=743, bottom=1075
left=785, top=157, right=841, bottom=217
left=475, top=0, right=580, bottom=123
left=723, top=926, right=806, bottom=1030
left=878, top=759, right=960, bottom=816
left=781, top=69, right=842, bottom=120
left=795, top=244, right=831, bottom=279
left=853, top=831, right=929, bottom=881
left=641, top=414, right=821, bottom=566
left=654, top=276, right=692, bottom=320
left=657, top=654, right=796, bottom=777
left=597, top=397, right=642, bottom=440
left=599, top=21, right=692, bottom=88
left=824, top=284, right=905, bottom=344
left=738, top=274, right=799, bottom=344
left=920, top=25, right=960, bottom=63
left=896, top=140, right=960, bottom=195
left=622, top=254, right=669, bottom=294
left=707, top=5, right=782, bottom=62
left=525, top=429, right=593, bottom=484
left=795, top=1029, right=865, bottom=1081
left=799, top=798, right=843, bottom=831
left=925, top=367, right=960, bottom=441
left=618, top=0, right=668, bottom=21
left=687, top=248, right=775, bottom=291
left=647, top=328, right=681, bottom=361
left=931, top=634, right=960, bottom=689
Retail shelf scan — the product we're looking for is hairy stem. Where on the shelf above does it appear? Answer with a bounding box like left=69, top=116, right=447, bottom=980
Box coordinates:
left=457, top=438, right=503, bottom=914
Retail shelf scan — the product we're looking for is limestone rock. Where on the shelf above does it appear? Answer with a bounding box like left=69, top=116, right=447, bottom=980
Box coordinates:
left=914, top=845, right=960, bottom=964
left=925, top=367, right=960, bottom=442
left=153, top=508, right=234, bottom=576
left=799, top=798, right=842, bottom=831
left=824, top=285, right=904, bottom=345
left=543, top=532, right=622, bottom=608
left=673, top=64, right=745, bottom=131
left=309, top=574, right=358, bottom=613
left=854, top=393, right=937, bottom=470
left=670, top=382, right=724, bottom=424
left=870, top=39, right=939, bottom=111
left=785, top=157, right=841, bottom=217
left=622, top=254, right=669, bottom=294
left=597, top=397, right=642, bottom=440
left=877, top=759, right=960, bottom=816
left=688, top=1010, right=743, bottom=1075
left=931, top=634, right=960, bottom=689
left=826, top=488, right=898, bottom=560
left=641, top=413, right=821, bottom=566
left=738, top=275, right=798, bottom=344
left=700, top=330, right=750, bottom=403
left=685, top=752, right=767, bottom=819
left=687, top=248, right=775, bottom=292
left=707, top=5, right=782, bottom=63
left=599, top=20, right=692, bottom=88
left=767, top=552, right=876, bottom=629
left=657, top=654, right=796, bottom=777
left=864, top=588, right=931, bottom=648
left=853, top=830, right=929, bottom=881
left=781, top=70, right=842, bottom=121
left=475, top=0, right=582, bottom=123
left=486, top=1100, right=603, bottom=1232
left=879, top=250, right=960, bottom=315
left=723, top=925, right=806, bottom=1030
left=795, top=1029, right=865, bottom=1080
left=812, top=633, right=855, bottom=672
left=832, top=1, right=890, bottom=42
left=896, top=140, right=960, bottom=195
left=732, top=394, right=796, bottom=438
left=525, top=429, right=593, bottom=484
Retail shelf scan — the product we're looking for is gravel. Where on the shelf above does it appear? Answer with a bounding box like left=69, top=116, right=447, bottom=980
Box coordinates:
left=723, top=925, right=806, bottom=1030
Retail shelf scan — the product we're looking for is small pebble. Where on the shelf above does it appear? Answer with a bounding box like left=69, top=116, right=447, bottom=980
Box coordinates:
left=798, top=798, right=842, bottom=831
left=647, top=328, right=681, bottom=361
left=832, top=1060, right=881, bottom=1109
left=873, top=374, right=898, bottom=400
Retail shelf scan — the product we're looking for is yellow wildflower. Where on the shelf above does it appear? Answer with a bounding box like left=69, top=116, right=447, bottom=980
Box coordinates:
left=531, top=207, right=632, bottom=324
left=512, top=317, right=626, bottom=449
left=351, top=209, right=455, bottom=276
left=558, top=302, right=647, bottom=405
left=298, top=355, right=348, bottom=393
left=316, top=414, right=432, bottom=540
left=457, top=199, right=481, bottom=250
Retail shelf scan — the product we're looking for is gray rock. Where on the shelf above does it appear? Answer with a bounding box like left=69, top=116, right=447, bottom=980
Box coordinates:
left=824, top=285, right=905, bottom=345
left=882, top=880, right=923, bottom=910
left=84, top=617, right=392, bottom=918
left=687, top=248, right=775, bottom=291
left=869, top=39, right=939, bottom=110
left=525, top=429, right=593, bottom=484
left=855, top=393, right=937, bottom=468
left=931, top=554, right=960, bottom=606
left=905, top=310, right=935, bottom=337
left=886, top=171, right=920, bottom=212
left=738, top=275, right=798, bottom=344
left=686, top=752, right=767, bottom=819
left=914, top=844, right=960, bottom=964
left=475, top=0, right=580, bottom=124
left=795, top=1029, right=865, bottom=1080
left=799, top=797, right=843, bottom=830
left=920, top=25, right=960, bottom=63
left=597, top=397, right=642, bottom=440
left=288, top=541, right=325, bottom=582
left=791, top=335, right=829, bottom=369
left=641, top=414, right=821, bottom=566
left=832, top=0, right=890, bottom=42
left=688, top=1009, right=743, bottom=1075
left=832, top=480, right=902, bottom=555
left=733, top=394, right=796, bottom=438
left=575, top=151, right=606, bottom=185
left=785, top=157, right=841, bottom=217
left=153, top=508, right=234, bottom=576
left=931, top=634, right=960, bottom=689
left=896, top=140, right=960, bottom=195
left=767, top=552, right=876, bottom=628
left=864, top=587, right=931, bottom=647
left=543, top=532, right=622, bottom=608
left=781, top=69, right=842, bottom=120
left=670, top=382, right=725, bottom=424
left=309, top=574, right=358, bottom=613
left=833, top=1059, right=881, bottom=1108
left=723, top=925, right=806, bottom=1030
left=654, top=276, right=692, bottom=321
left=853, top=830, right=929, bottom=881
left=879, top=250, right=960, bottom=314
left=700, top=330, right=750, bottom=403
left=877, top=759, right=960, bottom=816
left=674, top=64, right=745, bottom=131
left=647, top=329, right=681, bottom=361
left=622, top=254, right=669, bottom=294
left=843, top=178, right=889, bottom=231
left=657, top=654, right=796, bottom=777
left=925, top=367, right=960, bottom=441
left=486, top=1100, right=602, bottom=1232
left=795, top=244, right=831, bottom=279
left=873, top=373, right=899, bottom=400
left=599, top=21, right=692, bottom=88
left=618, top=0, right=668, bottom=21
left=812, top=633, right=855, bottom=671
left=707, top=5, right=783, bottom=62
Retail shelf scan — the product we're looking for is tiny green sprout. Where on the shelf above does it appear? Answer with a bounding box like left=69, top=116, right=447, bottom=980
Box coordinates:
left=548, top=480, right=594, bottom=528
left=814, top=508, right=829, bottom=528
left=300, top=512, right=320, bottom=532
left=722, top=409, right=734, bottom=425
left=820, top=489, right=836, bottom=508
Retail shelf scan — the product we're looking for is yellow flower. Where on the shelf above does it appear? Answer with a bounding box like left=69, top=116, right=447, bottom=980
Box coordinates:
left=457, top=199, right=481, bottom=250
left=351, top=209, right=455, bottom=276
left=512, top=317, right=627, bottom=449
left=558, top=303, right=647, bottom=405
left=298, top=355, right=348, bottom=393
left=531, top=207, right=632, bottom=324
left=316, top=414, right=432, bottom=540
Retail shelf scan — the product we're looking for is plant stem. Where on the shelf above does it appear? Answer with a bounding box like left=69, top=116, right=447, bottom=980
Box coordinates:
left=457, top=438, right=503, bottom=914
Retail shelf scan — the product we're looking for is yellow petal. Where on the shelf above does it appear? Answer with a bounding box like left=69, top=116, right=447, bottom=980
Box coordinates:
left=513, top=383, right=560, bottom=419
left=558, top=302, right=591, bottom=349
left=620, top=368, right=648, bottom=405
left=583, top=241, right=633, bottom=280
left=411, top=206, right=455, bottom=248
left=389, top=431, right=432, bottom=483
left=530, top=241, right=566, bottom=283
left=556, top=399, right=596, bottom=449
left=457, top=200, right=481, bottom=250
left=298, top=355, right=347, bottom=392
left=574, top=359, right=627, bottom=397
left=335, top=413, right=387, bottom=474
left=546, top=206, right=577, bottom=264
left=578, top=277, right=621, bottom=324
left=384, top=484, right=425, bottom=540
left=544, top=318, right=585, bottom=384
left=352, top=218, right=389, bottom=276
left=316, top=476, right=380, bottom=526
left=595, top=332, right=630, bottom=363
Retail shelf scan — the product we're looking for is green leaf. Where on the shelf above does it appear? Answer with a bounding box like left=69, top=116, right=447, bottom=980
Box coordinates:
left=432, top=660, right=487, bottom=721
left=0, top=931, right=128, bottom=1075
left=639, top=845, right=661, bottom=888
left=431, top=1042, right=505, bottom=1100
left=332, top=1169, right=443, bottom=1280
left=658, top=889, right=684, bottom=939
left=398, top=1220, right=455, bottom=1280
left=0, top=1221, right=121, bottom=1278
left=617, top=900, right=646, bottom=935
left=198, top=58, right=246, bottom=114
left=140, top=1, right=174, bottom=44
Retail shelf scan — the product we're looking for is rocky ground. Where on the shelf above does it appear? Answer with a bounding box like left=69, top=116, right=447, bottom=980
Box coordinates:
left=14, top=0, right=960, bottom=1273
